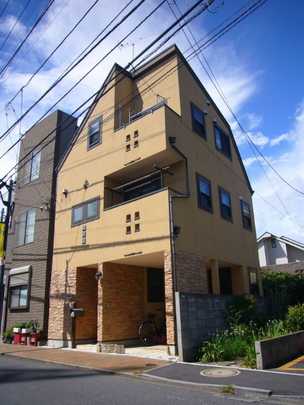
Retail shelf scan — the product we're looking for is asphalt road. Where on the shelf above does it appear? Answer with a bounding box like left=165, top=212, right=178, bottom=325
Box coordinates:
left=0, top=355, right=299, bottom=405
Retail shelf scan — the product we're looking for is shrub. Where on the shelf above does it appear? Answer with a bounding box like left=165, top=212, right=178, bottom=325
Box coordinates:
left=286, top=304, right=304, bottom=332
left=226, top=296, right=257, bottom=326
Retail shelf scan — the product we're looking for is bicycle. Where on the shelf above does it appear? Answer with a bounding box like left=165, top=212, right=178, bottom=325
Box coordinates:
left=138, top=313, right=166, bottom=346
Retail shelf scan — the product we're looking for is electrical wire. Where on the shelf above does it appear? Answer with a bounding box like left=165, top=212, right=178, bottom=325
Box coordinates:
left=0, top=0, right=209, bottom=157
left=0, top=0, right=148, bottom=143
left=0, top=0, right=10, bottom=20
left=4, top=0, right=102, bottom=108
left=0, top=0, right=56, bottom=78
left=0, top=0, right=32, bottom=53
left=1, top=0, right=266, bottom=186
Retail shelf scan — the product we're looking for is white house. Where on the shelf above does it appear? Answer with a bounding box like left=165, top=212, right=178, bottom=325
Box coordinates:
left=257, top=232, right=304, bottom=267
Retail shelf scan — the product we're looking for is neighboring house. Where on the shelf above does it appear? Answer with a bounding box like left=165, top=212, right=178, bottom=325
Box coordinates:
left=47, top=45, right=262, bottom=357
left=258, top=232, right=304, bottom=273
left=2, top=111, right=77, bottom=338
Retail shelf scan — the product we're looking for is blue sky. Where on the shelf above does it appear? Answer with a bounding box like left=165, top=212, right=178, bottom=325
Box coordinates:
left=0, top=0, right=303, bottom=241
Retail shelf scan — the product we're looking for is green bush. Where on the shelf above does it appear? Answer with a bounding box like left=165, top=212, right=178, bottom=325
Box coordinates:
left=286, top=304, right=304, bottom=332
left=226, top=296, right=257, bottom=327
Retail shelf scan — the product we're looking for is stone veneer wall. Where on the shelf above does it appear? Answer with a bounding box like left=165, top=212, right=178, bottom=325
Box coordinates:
left=48, top=263, right=77, bottom=344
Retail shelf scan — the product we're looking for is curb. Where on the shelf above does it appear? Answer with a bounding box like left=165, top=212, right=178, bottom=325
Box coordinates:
left=142, top=372, right=272, bottom=399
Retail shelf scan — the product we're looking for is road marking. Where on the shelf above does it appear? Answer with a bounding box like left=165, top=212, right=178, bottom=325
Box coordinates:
left=278, top=355, right=304, bottom=372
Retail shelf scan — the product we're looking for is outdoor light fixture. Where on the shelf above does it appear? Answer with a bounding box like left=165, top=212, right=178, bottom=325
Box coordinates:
left=83, top=180, right=89, bottom=189
left=62, top=189, right=68, bottom=197
left=95, top=271, right=103, bottom=281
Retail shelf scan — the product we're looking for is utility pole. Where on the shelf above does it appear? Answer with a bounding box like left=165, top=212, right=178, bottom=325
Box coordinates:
left=0, top=179, right=14, bottom=332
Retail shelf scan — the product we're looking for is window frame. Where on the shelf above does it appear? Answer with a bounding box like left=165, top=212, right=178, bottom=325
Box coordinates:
left=16, top=208, right=36, bottom=246
left=196, top=173, right=213, bottom=213
left=213, top=123, right=232, bottom=160
left=191, top=102, right=206, bottom=139
left=218, top=186, right=233, bottom=222
left=87, top=117, right=102, bottom=150
left=71, top=197, right=100, bottom=227
left=9, top=285, right=29, bottom=310
left=24, top=151, right=41, bottom=184
left=240, top=199, right=252, bottom=231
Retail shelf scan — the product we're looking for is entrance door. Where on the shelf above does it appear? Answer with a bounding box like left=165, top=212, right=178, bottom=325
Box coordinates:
left=219, top=267, right=233, bottom=295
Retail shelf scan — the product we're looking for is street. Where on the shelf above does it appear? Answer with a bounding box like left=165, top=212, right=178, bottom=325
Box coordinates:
left=0, top=355, right=288, bottom=405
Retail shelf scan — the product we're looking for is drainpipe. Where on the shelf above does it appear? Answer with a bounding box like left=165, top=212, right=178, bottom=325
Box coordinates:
left=167, top=138, right=190, bottom=357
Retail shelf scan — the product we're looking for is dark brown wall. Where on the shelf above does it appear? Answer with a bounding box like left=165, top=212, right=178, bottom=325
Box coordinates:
left=5, top=110, right=77, bottom=334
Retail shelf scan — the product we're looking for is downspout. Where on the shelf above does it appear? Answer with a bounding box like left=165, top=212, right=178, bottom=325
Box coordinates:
left=167, top=139, right=190, bottom=357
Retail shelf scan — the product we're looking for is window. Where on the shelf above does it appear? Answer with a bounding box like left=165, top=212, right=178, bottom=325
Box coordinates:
left=72, top=198, right=100, bottom=226
left=88, top=118, right=101, bottom=148
left=219, top=187, right=232, bottom=221
left=25, top=152, right=41, bottom=183
left=10, top=286, right=29, bottom=309
left=191, top=103, right=206, bottom=138
left=240, top=200, right=252, bottom=231
left=214, top=124, right=232, bottom=159
left=271, top=238, right=277, bottom=248
left=147, top=268, right=164, bottom=303
left=17, top=209, right=36, bottom=245
left=9, top=268, right=31, bottom=310
left=196, top=174, right=212, bottom=212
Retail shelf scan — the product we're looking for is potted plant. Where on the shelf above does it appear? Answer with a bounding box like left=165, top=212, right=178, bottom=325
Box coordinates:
left=2, top=327, right=13, bottom=344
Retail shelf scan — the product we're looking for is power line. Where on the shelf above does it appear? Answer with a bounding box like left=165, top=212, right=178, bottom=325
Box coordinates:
left=173, top=0, right=304, bottom=198
left=0, top=0, right=148, bottom=143
left=0, top=0, right=265, bottom=173
left=0, top=0, right=10, bottom=20
left=1, top=0, right=266, bottom=187
left=4, top=0, right=102, bottom=108
left=1, top=0, right=217, bottom=183
left=0, top=0, right=210, bottom=157
left=0, top=0, right=32, bottom=53
left=0, top=0, right=56, bottom=79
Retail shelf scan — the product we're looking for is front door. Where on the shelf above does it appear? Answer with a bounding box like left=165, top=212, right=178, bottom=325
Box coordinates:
left=219, top=267, right=233, bottom=295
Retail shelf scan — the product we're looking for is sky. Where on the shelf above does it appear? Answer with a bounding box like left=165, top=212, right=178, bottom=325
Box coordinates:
left=0, top=0, right=303, bottom=242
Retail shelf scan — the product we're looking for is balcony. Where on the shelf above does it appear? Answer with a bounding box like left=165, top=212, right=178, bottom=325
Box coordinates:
left=103, top=102, right=184, bottom=179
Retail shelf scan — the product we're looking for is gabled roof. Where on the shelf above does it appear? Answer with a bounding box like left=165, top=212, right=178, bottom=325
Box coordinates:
left=56, top=44, right=254, bottom=194
left=257, top=232, right=304, bottom=251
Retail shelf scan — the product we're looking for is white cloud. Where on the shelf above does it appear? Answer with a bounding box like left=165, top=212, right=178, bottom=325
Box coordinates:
left=252, top=100, right=304, bottom=243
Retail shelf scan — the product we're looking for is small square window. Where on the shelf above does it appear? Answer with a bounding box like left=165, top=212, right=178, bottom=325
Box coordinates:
left=126, top=134, right=131, bottom=142
left=135, top=223, right=140, bottom=232
left=134, top=130, right=139, bottom=138
left=126, top=144, right=131, bottom=152
left=126, top=226, right=131, bottom=235
left=126, top=214, right=131, bottom=223
left=134, top=140, right=139, bottom=148
left=134, top=211, right=140, bottom=221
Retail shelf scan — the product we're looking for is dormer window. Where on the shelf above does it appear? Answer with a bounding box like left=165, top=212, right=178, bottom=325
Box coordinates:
left=88, top=118, right=101, bottom=149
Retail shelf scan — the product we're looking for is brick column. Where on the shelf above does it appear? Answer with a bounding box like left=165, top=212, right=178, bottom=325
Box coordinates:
left=97, top=263, right=104, bottom=343
left=210, top=259, right=220, bottom=295
left=48, top=260, right=77, bottom=347
left=164, top=251, right=175, bottom=346
left=242, top=266, right=250, bottom=294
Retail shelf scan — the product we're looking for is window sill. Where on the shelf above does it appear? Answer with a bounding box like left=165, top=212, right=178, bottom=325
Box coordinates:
left=87, top=141, right=101, bottom=151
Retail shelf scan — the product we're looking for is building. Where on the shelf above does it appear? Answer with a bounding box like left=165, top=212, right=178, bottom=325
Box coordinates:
left=47, top=45, right=262, bottom=358
left=258, top=232, right=304, bottom=274
left=2, top=111, right=77, bottom=338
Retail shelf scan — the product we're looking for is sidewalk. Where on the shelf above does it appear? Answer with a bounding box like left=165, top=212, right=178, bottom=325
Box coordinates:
left=0, top=344, right=168, bottom=375
left=144, top=362, right=304, bottom=397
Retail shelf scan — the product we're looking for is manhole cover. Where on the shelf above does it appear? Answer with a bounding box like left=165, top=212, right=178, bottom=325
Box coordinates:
left=200, top=368, right=240, bottom=378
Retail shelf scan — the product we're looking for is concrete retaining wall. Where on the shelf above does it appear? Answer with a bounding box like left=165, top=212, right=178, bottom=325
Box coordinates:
left=255, top=331, right=304, bottom=369
left=175, top=292, right=267, bottom=362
